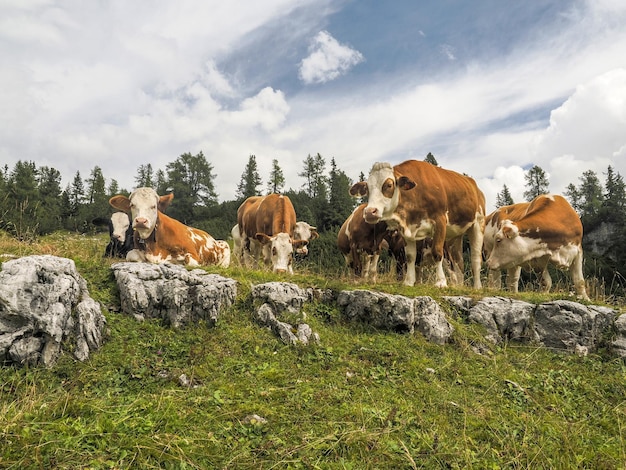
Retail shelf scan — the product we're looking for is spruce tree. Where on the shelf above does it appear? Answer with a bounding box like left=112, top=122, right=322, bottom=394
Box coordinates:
left=523, top=165, right=549, bottom=201
left=495, top=184, right=514, bottom=208
left=267, top=159, right=285, bottom=194
left=236, top=155, right=262, bottom=200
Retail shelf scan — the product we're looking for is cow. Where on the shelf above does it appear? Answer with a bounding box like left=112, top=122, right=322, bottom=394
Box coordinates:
left=92, top=212, right=134, bottom=258
left=109, top=187, right=230, bottom=267
left=350, top=160, right=485, bottom=288
left=337, top=203, right=406, bottom=281
left=293, top=221, right=319, bottom=258
left=484, top=194, right=589, bottom=300
left=236, top=193, right=307, bottom=273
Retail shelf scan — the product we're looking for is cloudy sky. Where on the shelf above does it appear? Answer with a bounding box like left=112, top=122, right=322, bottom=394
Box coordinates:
left=1, top=0, right=625, bottom=211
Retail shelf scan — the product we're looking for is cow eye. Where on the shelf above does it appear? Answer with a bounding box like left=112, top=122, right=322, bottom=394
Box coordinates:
left=272, top=247, right=277, bottom=256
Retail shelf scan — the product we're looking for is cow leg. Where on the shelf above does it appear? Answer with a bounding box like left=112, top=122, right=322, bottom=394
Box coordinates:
left=570, top=251, right=589, bottom=300
left=368, top=253, right=380, bottom=282
left=242, top=238, right=255, bottom=267
left=507, top=266, right=522, bottom=293
left=539, top=268, right=553, bottom=293
left=487, top=269, right=502, bottom=289
left=467, top=219, right=484, bottom=289
left=126, top=249, right=147, bottom=262
left=446, top=237, right=464, bottom=286
left=403, top=239, right=418, bottom=286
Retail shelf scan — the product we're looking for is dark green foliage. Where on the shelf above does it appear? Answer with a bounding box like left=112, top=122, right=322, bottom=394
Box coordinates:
left=424, top=152, right=439, bottom=166
left=495, top=183, right=514, bottom=207
left=523, top=165, right=550, bottom=201
left=236, top=154, right=262, bottom=200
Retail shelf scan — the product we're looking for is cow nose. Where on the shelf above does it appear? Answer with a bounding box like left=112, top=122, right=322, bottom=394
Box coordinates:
left=134, top=217, right=148, bottom=228
left=275, top=268, right=287, bottom=274
left=364, top=206, right=380, bottom=222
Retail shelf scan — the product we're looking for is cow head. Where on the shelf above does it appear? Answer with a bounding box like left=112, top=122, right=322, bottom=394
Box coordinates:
left=255, top=232, right=308, bottom=273
left=109, top=187, right=174, bottom=240
left=485, top=220, right=524, bottom=270
left=293, top=221, right=319, bottom=256
left=349, top=162, right=416, bottom=224
left=110, top=212, right=131, bottom=243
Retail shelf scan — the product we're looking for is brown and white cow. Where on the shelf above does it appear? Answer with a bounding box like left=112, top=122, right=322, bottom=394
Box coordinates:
left=350, top=160, right=485, bottom=288
left=293, top=221, right=319, bottom=258
left=484, top=194, right=589, bottom=300
left=337, top=203, right=406, bottom=281
left=237, top=193, right=307, bottom=273
left=109, top=187, right=230, bottom=267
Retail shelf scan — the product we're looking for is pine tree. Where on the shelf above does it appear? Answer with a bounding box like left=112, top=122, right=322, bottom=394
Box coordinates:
left=236, top=155, right=262, bottom=199
left=424, top=152, right=439, bottom=166
left=576, top=170, right=604, bottom=220
left=135, top=163, right=155, bottom=188
left=495, top=184, right=514, bottom=208
left=603, top=166, right=626, bottom=216
left=267, top=159, right=285, bottom=194
left=37, top=166, right=63, bottom=234
left=523, top=165, right=549, bottom=201
left=298, top=153, right=327, bottom=199
left=324, top=158, right=355, bottom=229
left=165, top=151, right=217, bottom=223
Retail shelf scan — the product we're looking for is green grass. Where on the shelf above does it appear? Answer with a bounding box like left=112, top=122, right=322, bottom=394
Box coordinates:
left=1, top=232, right=625, bottom=469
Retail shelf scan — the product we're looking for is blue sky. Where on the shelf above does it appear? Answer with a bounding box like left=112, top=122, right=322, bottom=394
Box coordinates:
left=1, top=0, right=625, bottom=211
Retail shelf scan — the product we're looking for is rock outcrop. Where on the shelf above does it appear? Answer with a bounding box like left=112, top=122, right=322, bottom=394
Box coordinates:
left=111, top=262, right=237, bottom=328
left=0, top=255, right=107, bottom=367
left=251, top=282, right=319, bottom=345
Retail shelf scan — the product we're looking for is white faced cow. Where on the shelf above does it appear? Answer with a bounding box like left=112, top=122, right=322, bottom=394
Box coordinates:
left=237, top=193, right=308, bottom=273
left=92, top=212, right=134, bottom=258
left=109, top=187, right=230, bottom=267
left=350, top=160, right=485, bottom=288
left=484, top=194, right=589, bottom=300
left=293, top=221, right=319, bottom=258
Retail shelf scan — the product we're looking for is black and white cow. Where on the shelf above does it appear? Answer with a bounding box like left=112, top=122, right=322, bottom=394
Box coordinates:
left=92, top=212, right=134, bottom=258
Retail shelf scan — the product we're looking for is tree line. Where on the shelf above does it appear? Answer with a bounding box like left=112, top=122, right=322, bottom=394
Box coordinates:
left=1, top=151, right=625, bottom=293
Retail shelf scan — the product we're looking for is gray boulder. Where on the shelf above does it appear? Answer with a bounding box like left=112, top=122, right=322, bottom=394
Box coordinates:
left=467, top=297, right=535, bottom=344
left=111, top=262, right=237, bottom=328
left=534, top=300, right=616, bottom=352
left=336, top=290, right=454, bottom=344
left=251, top=282, right=319, bottom=345
left=0, top=255, right=107, bottom=367
left=611, top=314, right=626, bottom=358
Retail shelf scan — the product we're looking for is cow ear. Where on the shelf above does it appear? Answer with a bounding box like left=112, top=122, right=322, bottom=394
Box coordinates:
left=255, top=233, right=272, bottom=244
left=349, top=182, right=368, bottom=197
left=109, top=195, right=131, bottom=212
left=158, top=193, right=174, bottom=212
left=502, top=224, right=518, bottom=239
left=397, top=176, right=416, bottom=191
left=293, top=239, right=309, bottom=248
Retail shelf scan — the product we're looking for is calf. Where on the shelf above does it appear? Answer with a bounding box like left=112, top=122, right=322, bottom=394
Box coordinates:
left=350, top=160, right=485, bottom=288
left=337, top=203, right=406, bottom=281
left=237, top=193, right=308, bottom=273
left=92, top=212, right=134, bottom=258
left=484, top=194, right=588, bottom=300
left=109, top=187, right=230, bottom=267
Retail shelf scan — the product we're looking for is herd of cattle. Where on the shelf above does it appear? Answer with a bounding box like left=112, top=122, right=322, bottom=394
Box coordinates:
left=98, top=159, right=589, bottom=300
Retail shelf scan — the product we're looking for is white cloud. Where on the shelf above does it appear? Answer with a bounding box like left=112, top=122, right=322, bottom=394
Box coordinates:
left=298, top=30, right=364, bottom=85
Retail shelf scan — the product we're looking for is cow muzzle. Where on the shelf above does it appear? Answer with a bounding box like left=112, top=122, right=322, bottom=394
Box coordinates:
left=363, top=206, right=382, bottom=224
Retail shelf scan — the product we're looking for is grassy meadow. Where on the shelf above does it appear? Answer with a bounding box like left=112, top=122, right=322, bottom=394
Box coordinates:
left=0, top=231, right=625, bottom=469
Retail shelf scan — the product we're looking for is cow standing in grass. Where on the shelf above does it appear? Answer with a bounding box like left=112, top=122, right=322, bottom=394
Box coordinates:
left=237, top=193, right=308, bottom=274
left=350, top=160, right=485, bottom=288
left=484, top=194, right=588, bottom=300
